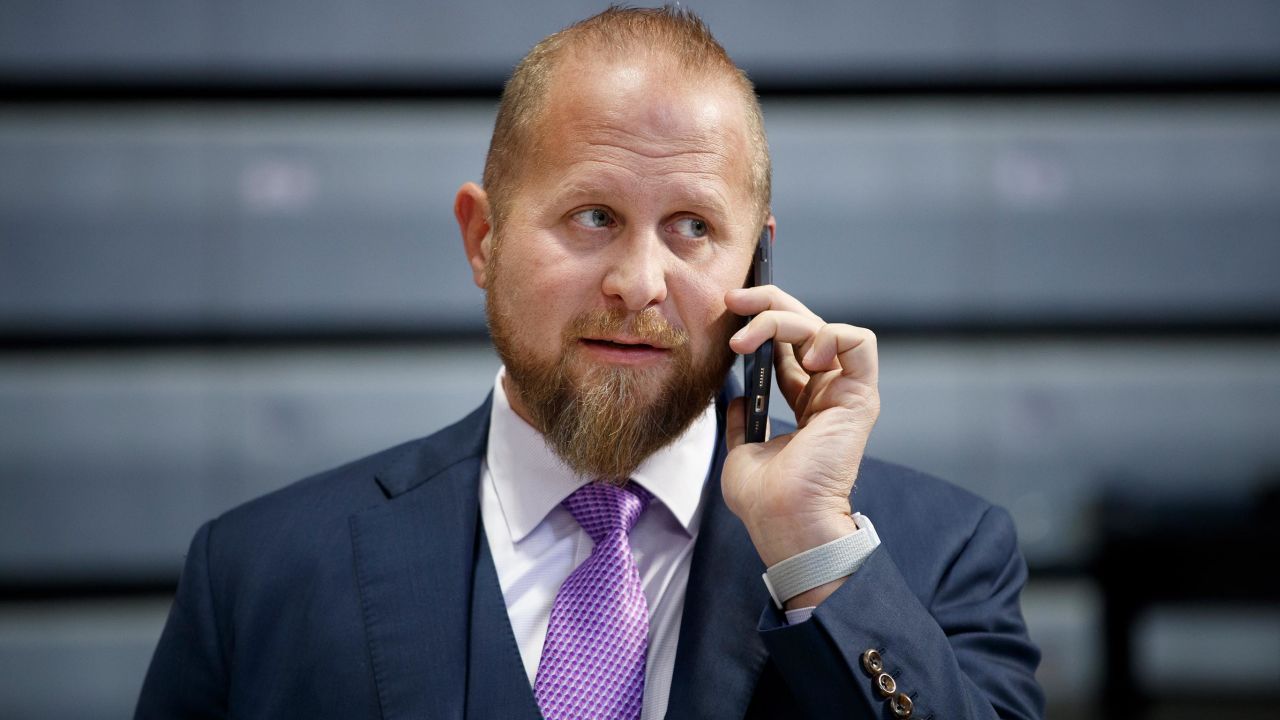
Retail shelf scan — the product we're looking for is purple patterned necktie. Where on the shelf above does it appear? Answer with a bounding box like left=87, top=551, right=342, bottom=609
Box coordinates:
left=535, top=481, right=652, bottom=720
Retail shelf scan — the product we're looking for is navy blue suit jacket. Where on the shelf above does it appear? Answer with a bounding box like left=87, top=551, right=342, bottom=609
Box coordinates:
left=136, top=384, right=1044, bottom=719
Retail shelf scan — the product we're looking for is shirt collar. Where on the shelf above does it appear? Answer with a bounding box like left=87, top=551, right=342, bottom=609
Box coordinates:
left=485, top=366, right=716, bottom=543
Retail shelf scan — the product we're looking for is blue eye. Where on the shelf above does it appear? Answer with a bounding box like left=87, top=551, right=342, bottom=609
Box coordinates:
left=571, top=208, right=614, bottom=228
left=671, top=217, right=709, bottom=239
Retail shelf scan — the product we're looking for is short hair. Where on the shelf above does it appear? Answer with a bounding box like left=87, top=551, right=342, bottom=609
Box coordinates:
left=481, top=5, right=771, bottom=229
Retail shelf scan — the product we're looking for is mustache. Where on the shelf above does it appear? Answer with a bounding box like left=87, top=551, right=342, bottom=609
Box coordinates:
left=566, top=308, right=689, bottom=349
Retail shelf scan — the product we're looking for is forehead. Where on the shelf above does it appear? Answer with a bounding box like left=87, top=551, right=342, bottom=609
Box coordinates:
left=522, top=55, right=755, bottom=206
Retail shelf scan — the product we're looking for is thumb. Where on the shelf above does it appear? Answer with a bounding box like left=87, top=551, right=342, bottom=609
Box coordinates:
left=725, top=395, right=747, bottom=452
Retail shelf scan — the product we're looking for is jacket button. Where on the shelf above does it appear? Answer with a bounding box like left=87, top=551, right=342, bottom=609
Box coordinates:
left=875, top=672, right=897, bottom=698
left=859, top=649, right=883, bottom=676
left=890, top=691, right=914, bottom=718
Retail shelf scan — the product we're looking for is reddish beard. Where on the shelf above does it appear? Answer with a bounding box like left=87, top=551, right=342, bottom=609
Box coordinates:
left=486, top=272, right=736, bottom=483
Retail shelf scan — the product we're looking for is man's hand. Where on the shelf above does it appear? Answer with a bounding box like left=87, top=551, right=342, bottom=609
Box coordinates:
left=722, top=286, right=880, bottom=608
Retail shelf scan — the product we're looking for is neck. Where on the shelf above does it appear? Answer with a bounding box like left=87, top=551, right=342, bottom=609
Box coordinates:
left=501, top=372, right=541, bottom=431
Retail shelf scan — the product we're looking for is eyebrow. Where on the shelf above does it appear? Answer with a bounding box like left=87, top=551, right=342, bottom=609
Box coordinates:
left=549, top=176, right=732, bottom=218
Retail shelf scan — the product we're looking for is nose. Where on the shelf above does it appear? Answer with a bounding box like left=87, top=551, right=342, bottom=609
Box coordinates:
left=601, top=228, right=668, bottom=312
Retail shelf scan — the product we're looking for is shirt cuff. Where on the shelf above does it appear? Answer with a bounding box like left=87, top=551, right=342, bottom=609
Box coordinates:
left=784, top=606, right=817, bottom=624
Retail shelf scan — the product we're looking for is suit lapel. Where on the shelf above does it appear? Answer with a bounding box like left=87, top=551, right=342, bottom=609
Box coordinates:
left=349, top=401, right=492, bottom=720
left=665, top=387, right=771, bottom=719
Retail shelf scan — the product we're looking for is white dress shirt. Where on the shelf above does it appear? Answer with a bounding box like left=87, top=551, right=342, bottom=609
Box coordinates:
left=479, top=368, right=715, bottom=720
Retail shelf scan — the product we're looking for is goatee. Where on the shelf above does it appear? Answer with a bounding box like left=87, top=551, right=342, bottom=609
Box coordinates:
left=487, top=297, right=735, bottom=484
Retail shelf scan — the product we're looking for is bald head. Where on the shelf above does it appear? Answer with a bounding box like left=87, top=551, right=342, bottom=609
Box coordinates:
left=482, top=6, right=771, bottom=230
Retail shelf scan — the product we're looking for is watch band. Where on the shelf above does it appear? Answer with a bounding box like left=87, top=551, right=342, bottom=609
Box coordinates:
left=762, top=513, right=880, bottom=609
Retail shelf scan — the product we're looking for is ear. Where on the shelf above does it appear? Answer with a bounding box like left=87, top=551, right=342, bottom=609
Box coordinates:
left=454, top=182, right=494, bottom=289
left=766, top=213, right=777, bottom=245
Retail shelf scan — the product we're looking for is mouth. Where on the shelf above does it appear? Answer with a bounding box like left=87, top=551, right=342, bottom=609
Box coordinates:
left=581, top=337, right=667, bottom=350
left=578, top=337, right=672, bottom=364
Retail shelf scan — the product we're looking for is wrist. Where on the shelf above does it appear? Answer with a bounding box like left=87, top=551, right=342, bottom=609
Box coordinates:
left=760, top=512, right=880, bottom=611
left=748, top=511, right=860, bottom=568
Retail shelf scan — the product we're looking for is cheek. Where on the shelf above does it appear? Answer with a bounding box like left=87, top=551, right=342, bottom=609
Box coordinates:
left=684, top=254, right=754, bottom=342
left=528, top=249, right=588, bottom=311
left=675, top=275, right=735, bottom=345
left=496, top=234, right=591, bottom=334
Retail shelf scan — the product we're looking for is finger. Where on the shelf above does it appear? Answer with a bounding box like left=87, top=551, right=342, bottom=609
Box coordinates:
left=773, top=339, right=808, bottom=410
left=803, top=369, right=880, bottom=425
left=782, top=333, right=819, bottom=425
left=729, top=309, right=824, bottom=355
left=725, top=285, right=822, bottom=321
left=725, top=395, right=747, bottom=452
left=792, top=367, right=822, bottom=427
left=802, top=324, right=879, bottom=383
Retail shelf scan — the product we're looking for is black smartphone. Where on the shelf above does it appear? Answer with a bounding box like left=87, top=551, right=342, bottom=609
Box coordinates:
left=743, top=225, right=773, bottom=443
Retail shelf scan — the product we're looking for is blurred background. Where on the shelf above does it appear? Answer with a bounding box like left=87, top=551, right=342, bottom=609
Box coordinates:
left=2, top=1, right=1278, bottom=718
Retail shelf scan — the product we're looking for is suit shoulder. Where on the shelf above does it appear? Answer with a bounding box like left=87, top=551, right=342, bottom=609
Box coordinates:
left=853, top=456, right=999, bottom=535
left=212, top=436, right=419, bottom=538
left=211, top=400, right=490, bottom=543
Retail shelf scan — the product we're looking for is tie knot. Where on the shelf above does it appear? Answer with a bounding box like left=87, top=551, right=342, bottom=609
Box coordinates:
left=562, top=482, right=651, bottom=542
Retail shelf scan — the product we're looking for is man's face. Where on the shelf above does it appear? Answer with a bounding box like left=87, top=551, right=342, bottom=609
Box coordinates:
left=482, top=56, right=763, bottom=480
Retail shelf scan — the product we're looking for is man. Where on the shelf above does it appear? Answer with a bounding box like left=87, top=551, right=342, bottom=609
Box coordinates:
left=137, top=7, right=1043, bottom=719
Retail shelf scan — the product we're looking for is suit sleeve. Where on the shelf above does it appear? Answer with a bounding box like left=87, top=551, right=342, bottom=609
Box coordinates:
left=757, top=506, right=1045, bottom=719
left=135, top=520, right=230, bottom=720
